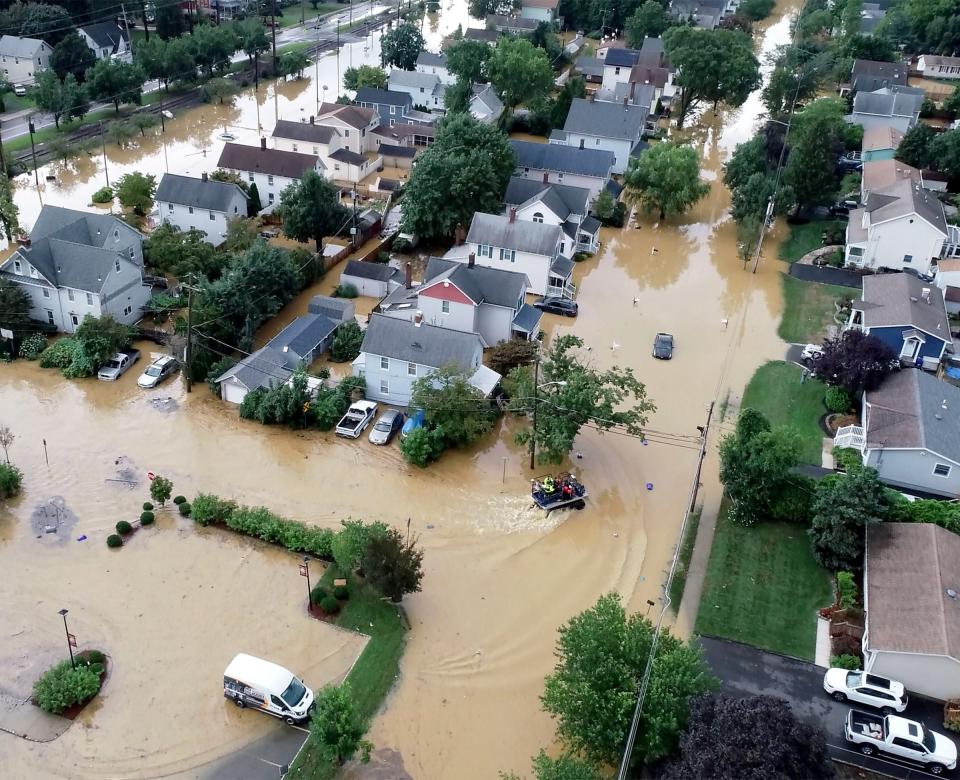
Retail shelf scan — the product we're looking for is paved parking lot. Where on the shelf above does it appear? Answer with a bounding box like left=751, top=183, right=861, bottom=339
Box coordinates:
left=700, top=636, right=955, bottom=779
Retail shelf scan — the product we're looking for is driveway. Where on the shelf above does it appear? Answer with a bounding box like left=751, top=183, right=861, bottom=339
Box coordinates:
left=700, top=636, right=955, bottom=779
left=790, top=263, right=864, bottom=288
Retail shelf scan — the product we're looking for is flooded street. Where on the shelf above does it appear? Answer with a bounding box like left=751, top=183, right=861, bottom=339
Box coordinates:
left=0, top=1, right=800, bottom=778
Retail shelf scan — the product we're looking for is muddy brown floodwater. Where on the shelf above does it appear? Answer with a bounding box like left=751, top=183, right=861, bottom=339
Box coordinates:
left=0, top=1, right=800, bottom=777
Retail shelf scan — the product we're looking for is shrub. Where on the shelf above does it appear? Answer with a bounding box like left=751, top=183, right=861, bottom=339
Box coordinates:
left=319, top=596, right=341, bottom=615
left=331, top=321, right=364, bottom=362
left=173, top=495, right=186, bottom=505
left=149, top=475, right=173, bottom=505
left=82, top=649, right=105, bottom=665
left=334, top=283, right=358, bottom=299
left=310, top=584, right=328, bottom=604
left=116, top=520, right=133, bottom=535
left=206, top=356, right=238, bottom=395
left=178, top=502, right=191, bottom=517
left=191, top=493, right=236, bottom=526
left=825, top=386, right=851, bottom=414
left=33, top=660, right=102, bottom=715
left=0, top=462, right=23, bottom=499
left=831, top=634, right=861, bottom=658
left=142, top=501, right=154, bottom=511
left=830, top=654, right=861, bottom=671
left=91, top=186, right=114, bottom=204
left=400, top=426, right=444, bottom=467
left=333, top=585, right=349, bottom=600
left=18, top=333, right=47, bottom=360
left=106, top=534, right=123, bottom=548
left=140, top=512, right=155, bottom=526
left=833, top=447, right=863, bottom=473
left=836, top=571, right=857, bottom=610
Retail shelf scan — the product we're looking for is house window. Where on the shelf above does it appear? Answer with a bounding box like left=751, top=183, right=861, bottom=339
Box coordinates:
left=209, top=211, right=216, bottom=221
left=86, top=293, right=93, bottom=305
left=267, top=175, right=274, bottom=185
left=167, top=202, right=174, bottom=212
left=268, top=192, right=275, bottom=204
left=114, top=230, right=119, bottom=239
left=595, top=139, right=600, bottom=146
left=478, top=244, right=492, bottom=258
left=188, top=206, right=194, bottom=214
left=42, top=287, right=50, bottom=298
left=29, top=264, right=37, bottom=278
left=248, top=173, right=254, bottom=182
left=558, top=172, right=564, bottom=181
left=934, top=464, right=952, bottom=477
left=903, top=254, right=913, bottom=264
left=408, top=362, right=416, bottom=376
left=848, top=246, right=864, bottom=257
left=292, top=143, right=298, bottom=151
left=13, top=260, right=21, bottom=274
left=532, top=212, right=544, bottom=223
left=71, top=314, right=79, bottom=326
left=441, top=300, right=450, bottom=314
left=560, top=242, right=565, bottom=254
left=523, top=167, right=529, bottom=174
left=344, top=129, right=350, bottom=137
left=500, top=248, right=516, bottom=262
left=334, top=164, right=341, bottom=171
left=123, top=305, right=132, bottom=316
left=313, top=146, right=319, bottom=155
left=390, top=105, right=396, bottom=115
left=67, top=289, right=74, bottom=302
left=380, top=379, right=389, bottom=394
left=380, top=356, right=389, bottom=370
left=234, top=206, right=239, bottom=214
left=615, top=67, right=620, bottom=75
left=115, top=259, right=121, bottom=272
left=46, top=309, right=54, bottom=324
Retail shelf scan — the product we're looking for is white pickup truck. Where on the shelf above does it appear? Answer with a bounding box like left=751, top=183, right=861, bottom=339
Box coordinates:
left=97, top=349, right=141, bottom=381
left=845, top=710, right=958, bottom=774
left=335, top=400, right=378, bottom=438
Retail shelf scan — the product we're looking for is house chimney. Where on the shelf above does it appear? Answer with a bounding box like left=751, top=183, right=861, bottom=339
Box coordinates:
left=509, top=207, right=517, bottom=224
left=629, top=81, right=636, bottom=101
left=260, top=137, right=267, bottom=150
left=309, top=115, right=315, bottom=124
left=542, top=171, right=549, bottom=184
left=623, top=96, right=629, bottom=106
left=922, top=287, right=931, bottom=303
left=468, top=252, right=476, bottom=269
left=414, top=310, right=423, bottom=327
left=405, top=262, right=412, bottom=289
left=201, top=171, right=208, bottom=182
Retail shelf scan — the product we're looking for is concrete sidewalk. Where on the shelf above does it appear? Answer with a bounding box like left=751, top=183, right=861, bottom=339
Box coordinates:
left=0, top=692, right=71, bottom=743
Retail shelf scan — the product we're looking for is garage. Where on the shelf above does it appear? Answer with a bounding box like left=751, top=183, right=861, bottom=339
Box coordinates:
left=340, top=259, right=402, bottom=298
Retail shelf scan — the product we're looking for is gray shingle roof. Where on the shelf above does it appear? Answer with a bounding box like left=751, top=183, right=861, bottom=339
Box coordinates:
left=378, top=143, right=416, bottom=158
left=355, top=87, right=413, bottom=108
left=574, top=56, right=604, bottom=79
left=217, top=143, right=318, bottom=179
left=422, top=256, right=528, bottom=308
left=272, top=120, right=339, bottom=144
left=581, top=215, right=601, bottom=235
left=550, top=255, right=575, bottom=279
left=216, top=346, right=297, bottom=390
left=487, top=14, right=538, bottom=31
left=851, top=58, right=908, bottom=92
left=342, top=259, right=401, bottom=282
left=388, top=69, right=442, bottom=92
left=864, top=177, right=947, bottom=234
left=563, top=98, right=646, bottom=141
left=415, top=51, right=447, bottom=68
left=512, top=303, right=542, bottom=333
left=329, top=148, right=367, bottom=166
left=80, top=22, right=129, bottom=51
left=504, top=177, right=590, bottom=219
left=266, top=313, right=339, bottom=359
left=471, top=83, right=504, bottom=116
left=510, top=140, right=615, bottom=178
left=853, top=86, right=924, bottom=119
left=465, top=27, right=499, bottom=43
left=856, top=273, right=950, bottom=337
left=865, top=368, right=960, bottom=462
left=309, top=295, right=354, bottom=322
left=637, top=36, right=667, bottom=68
left=467, top=212, right=561, bottom=256
left=315, top=102, right=377, bottom=129
left=361, top=313, right=481, bottom=367
left=604, top=48, right=641, bottom=68
left=0, top=35, right=47, bottom=58
left=156, top=173, right=247, bottom=211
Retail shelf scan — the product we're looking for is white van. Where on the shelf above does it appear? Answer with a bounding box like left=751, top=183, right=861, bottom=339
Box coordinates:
left=223, top=653, right=315, bottom=725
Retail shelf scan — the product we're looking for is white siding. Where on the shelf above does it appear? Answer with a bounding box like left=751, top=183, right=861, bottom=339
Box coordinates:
left=0, top=42, right=50, bottom=85
left=223, top=166, right=321, bottom=209
left=863, top=448, right=960, bottom=497
left=466, top=243, right=554, bottom=296
left=601, top=64, right=631, bottom=92
left=415, top=63, right=455, bottom=85
left=520, top=6, right=553, bottom=22
left=514, top=166, right=606, bottom=201
left=417, top=295, right=478, bottom=334
left=160, top=201, right=240, bottom=247
left=865, top=650, right=960, bottom=700
left=221, top=377, right=249, bottom=405
left=357, top=341, right=483, bottom=406
left=476, top=304, right=515, bottom=347
left=561, top=132, right=634, bottom=174
left=340, top=273, right=392, bottom=298
left=846, top=214, right=946, bottom=275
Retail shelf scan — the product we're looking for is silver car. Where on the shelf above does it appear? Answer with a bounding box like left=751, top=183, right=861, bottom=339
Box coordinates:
left=137, top=356, right=179, bottom=388
left=368, top=410, right=404, bottom=445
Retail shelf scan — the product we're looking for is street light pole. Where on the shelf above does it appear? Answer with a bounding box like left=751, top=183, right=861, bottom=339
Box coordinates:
left=530, top=356, right=540, bottom=470
left=301, top=556, right=312, bottom=606
left=27, top=118, right=39, bottom=189
left=58, top=608, right=75, bottom=669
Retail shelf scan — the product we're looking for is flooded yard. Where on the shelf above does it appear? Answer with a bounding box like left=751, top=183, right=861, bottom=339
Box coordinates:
left=0, top=1, right=804, bottom=777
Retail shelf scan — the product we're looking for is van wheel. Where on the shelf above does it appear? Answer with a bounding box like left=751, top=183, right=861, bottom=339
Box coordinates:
left=860, top=744, right=875, bottom=757
left=929, top=764, right=945, bottom=775
left=832, top=691, right=846, bottom=702
left=234, top=698, right=245, bottom=709
left=284, top=716, right=296, bottom=725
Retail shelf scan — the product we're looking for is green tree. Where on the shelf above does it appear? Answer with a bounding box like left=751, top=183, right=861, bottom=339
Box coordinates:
left=931, top=129, right=960, bottom=179
left=723, top=135, right=770, bottom=192
left=730, top=171, right=776, bottom=224
left=202, top=77, right=240, bottom=105
left=590, top=188, right=617, bottom=222
left=399, top=426, right=445, bottom=467
left=501, top=751, right=603, bottom=780
left=19, top=2, right=72, bottom=45
left=401, top=113, right=515, bottom=241
left=468, top=0, right=516, bottom=15
left=361, top=527, right=424, bottom=602
left=116, top=172, right=157, bottom=216
left=85, top=58, right=146, bottom=113
left=150, top=474, right=173, bottom=505
left=444, top=78, right=472, bottom=113
left=623, top=142, right=710, bottom=221
left=487, top=37, right=554, bottom=108
left=34, top=70, right=87, bottom=128
left=135, top=35, right=167, bottom=83
left=945, top=83, right=960, bottom=116
left=155, top=0, right=186, bottom=39
left=280, top=49, right=310, bottom=79
left=308, top=684, right=372, bottom=766
left=0, top=170, right=19, bottom=242
left=380, top=23, right=424, bottom=70
left=223, top=217, right=260, bottom=253
left=809, top=467, right=891, bottom=571
left=144, top=223, right=224, bottom=280
left=237, top=18, right=269, bottom=87
left=542, top=593, right=718, bottom=768
left=783, top=98, right=848, bottom=212
left=277, top=170, right=349, bottom=252
left=247, top=182, right=262, bottom=215
left=332, top=519, right=389, bottom=574
left=663, top=26, right=760, bottom=127
left=330, top=321, right=363, bottom=362
left=73, top=313, right=136, bottom=366
left=343, top=65, right=388, bottom=90
left=50, top=30, right=96, bottom=81
left=0, top=462, right=22, bottom=500
left=410, top=363, right=497, bottom=449
left=626, top=1, right=671, bottom=48
left=507, top=334, right=655, bottom=465
left=162, top=38, right=196, bottom=87
left=896, top=123, right=936, bottom=169
left=130, top=112, right=160, bottom=136
left=762, top=48, right=832, bottom=118
left=488, top=339, right=538, bottom=376
left=739, top=0, right=775, bottom=20
left=445, top=37, right=491, bottom=84
left=0, top=279, right=30, bottom=334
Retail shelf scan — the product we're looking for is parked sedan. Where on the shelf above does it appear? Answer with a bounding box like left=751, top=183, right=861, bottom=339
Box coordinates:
left=533, top=297, right=578, bottom=317
left=137, top=356, right=179, bottom=388
left=652, top=332, right=674, bottom=360
left=369, top=410, right=404, bottom=445
left=823, top=668, right=908, bottom=714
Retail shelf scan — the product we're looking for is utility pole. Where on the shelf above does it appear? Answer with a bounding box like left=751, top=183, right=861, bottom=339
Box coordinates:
left=271, top=0, right=279, bottom=71
left=98, top=120, right=110, bottom=187
left=0, top=119, right=7, bottom=176
left=121, top=3, right=133, bottom=57
left=530, top=355, right=539, bottom=470
left=351, top=190, right=358, bottom=249
left=140, top=0, right=149, bottom=42
left=27, top=118, right=39, bottom=189
left=184, top=275, right=197, bottom=393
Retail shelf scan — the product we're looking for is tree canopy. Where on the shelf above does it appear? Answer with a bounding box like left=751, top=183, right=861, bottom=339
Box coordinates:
left=380, top=23, right=425, bottom=70
left=144, top=223, right=224, bottom=281
left=85, top=58, right=145, bottom=113
left=361, top=527, right=425, bottom=603
left=34, top=70, right=88, bottom=128
left=308, top=684, right=372, bottom=766
left=50, top=30, right=96, bottom=81
left=277, top=170, right=350, bottom=252
left=783, top=98, right=851, bottom=213
left=896, top=123, right=937, bottom=169
left=809, top=330, right=898, bottom=396
left=623, top=142, right=710, bottom=221
left=626, top=1, right=672, bottom=49
left=410, top=363, right=497, bottom=449
left=445, top=37, right=492, bottom=84
left=487, top=36, right=554, bottom=108
left=116, top=172, right=157, bottom=217
left=343, top=65, right=388, bottom=90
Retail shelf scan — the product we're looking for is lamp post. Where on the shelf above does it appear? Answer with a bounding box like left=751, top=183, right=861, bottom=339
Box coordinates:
left=300, top=556, right=312, bottom=608
left=58, top=608, right=75, bottom=669
left=530, top=365, right=567, bottom=470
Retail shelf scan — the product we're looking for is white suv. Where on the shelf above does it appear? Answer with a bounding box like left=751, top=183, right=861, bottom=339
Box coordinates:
left=137, top=356, right=179, bottom=388
left=824, top=668, right=908, bottom=714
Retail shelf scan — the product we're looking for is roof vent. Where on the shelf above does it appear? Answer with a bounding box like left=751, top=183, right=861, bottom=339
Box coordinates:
left=948, top=588, right=958, bottom=600
left=412, top=341, right=422, bottom=349
left=943, top=400, right=949, bottom=410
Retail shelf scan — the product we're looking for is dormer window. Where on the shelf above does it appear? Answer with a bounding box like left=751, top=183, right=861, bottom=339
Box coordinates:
left=115, top=259, right=121, bottom=273
left=532, top=212, right=544, bottom=223
left=13, top=259, right=21, bottom=274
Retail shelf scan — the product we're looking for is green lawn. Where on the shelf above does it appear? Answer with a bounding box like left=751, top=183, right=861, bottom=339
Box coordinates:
left=741, top=361, right=827, bottom=465
left=668, top=507, right=701, bottom=614
left=778, top=220, right=844, bottom=264
left=287, top=566, right=407, bottom=779
left=779, top=274, right=851, bottom=344
left=695, top=504, right=832, bottom=660
left=274, top=3, right=340, bottom=27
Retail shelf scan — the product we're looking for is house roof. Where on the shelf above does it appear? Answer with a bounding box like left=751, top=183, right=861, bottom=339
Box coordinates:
left=0, top=35, right=47, bottom=58
left=471, top=83, right=504, bottom=116
left=637, top=36, right=668, bottom=68
left=866, top=522, right=960, bottom=659
left=421, top=256, right=528, bottom=308
left=329, top=148, right=367, bottom=166
left=155, top=173, right=247, bottom=211
left=342, top=259, right=401, bottom=282
left=388, top=69, right=442, bottom=92
left=272, top=119, right=339, bottom=144
left=862, top=158, right=921, bottom=192
left=864, top=368, right=960, bottom=460
left=308, top=294, right=354, bottom=322
left=628, top=64, right=669, bottom=88
left=512, top=302, right=542, bottom=333
left=510, top=139, right=615, bottom=178
left=864, top=177, right=947, bottom=234
left=522, top=0, right=559, bottom=8
left=551, top=255, right=575, bottom=279
left=361, top=313, right=482, bottom=368
left=216, top=346, right=297, bottom=390
left=378, top=143, right=417, bottom=158
left=374, top=122, right=435, bottom=142
left=922, top=54, right=960, bottom=68
left=563, top=98, right=646, bottom=141
left=610, top=81, right=657, bottom=109
left=80, top=21, right=129, bottom=50
left=315, top=102, right=376, bottom=129
left=856, top=273, right=950, bottom=337
left=852, top=86, right=924, bottom=119
left=604, top=48, right=641, bottom=68
left=851, top=58, right=908, bottom=92
left=415, top=51, right=447, bottom=68
left=266, top=313, right=339, bottom=359
left=465, top=27, right=499, bottom=43
left=355, top=87, right=413, bottom=108
left=504, top=176, right=590, bottom=219
left=862, top=124, right=904, bottom=153
left=574, top=56, right=604, bottom=79
left=217, top=143, right=318, bottom=179
left=487, top=14, right=538, bottom=31
left=467, top=212, right=561, bottom=256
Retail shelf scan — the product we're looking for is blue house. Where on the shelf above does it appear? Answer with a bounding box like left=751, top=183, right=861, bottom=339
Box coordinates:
left=355, top=87, right=414, bottom=126
left=847, top=273, right=951, bottom=367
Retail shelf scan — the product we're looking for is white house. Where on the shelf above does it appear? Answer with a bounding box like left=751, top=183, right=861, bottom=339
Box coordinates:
left=272, top=118, right=342, bottom=157
left=415, top=51, right=455, bottom=85
left=509, top=139, right=616, bottom=201
left=520, top=0, right=559, bottom=22
left=353, top=313, right=498, bottom=406
left=503, top=176, right=601, bottom=258
left=388, top=69, right=445, bottom=112
left=307, top=103, right=383, bottom=183
left=155, top=173, right=248, bottom=246
left=459, top=210, right=573, bottom=298
left=557, top=97, right=647, bottom=174
left=0, top=206, right=150, bottom=333
left=340, top=258, right=403, bottom=298
left=378, top=256, right=541, bottom=346
left=217, top=139, right=323, bottom=207
left=845, top=178, right=958, bottom=274
left=918, top=54, right=960, bottom=80
left=78, top=22, right=131, bottom=62
left=601, top=47, right=641, bottom=92
left=936, top=259, right=960, bottom=315
left=216, top=346, right=299, bottom=405
left=470, top=84, right=504, bottom=125
left=0, top=35, right=52, bottom=85
left=864, top=522, right=960, bottom=701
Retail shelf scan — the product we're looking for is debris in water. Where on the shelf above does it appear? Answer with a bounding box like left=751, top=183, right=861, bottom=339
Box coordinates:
left=149, top=397, right=178, bottom=413
left=76, top=535, right=87, bottom=541
left=29, top=497, right=77, bottom=542
left=646, top=483, right=654, bottom=490
left=426, top=523, right=434, bottom=529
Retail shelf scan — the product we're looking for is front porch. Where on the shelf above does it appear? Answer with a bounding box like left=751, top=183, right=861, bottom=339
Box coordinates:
left=549, top=256, right=577, bottom=299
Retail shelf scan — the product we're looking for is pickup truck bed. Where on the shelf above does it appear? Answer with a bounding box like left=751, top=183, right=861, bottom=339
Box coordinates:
left=335, top=401, right=378, bottom=438
left=97, top=349, right=141, bottom=381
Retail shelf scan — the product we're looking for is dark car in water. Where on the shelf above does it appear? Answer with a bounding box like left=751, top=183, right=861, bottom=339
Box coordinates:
left=533, top=297, right=579, bottom=317
left=652, top=332, right=674, bottom=360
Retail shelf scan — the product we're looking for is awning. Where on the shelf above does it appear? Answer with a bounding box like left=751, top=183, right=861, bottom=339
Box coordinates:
left=512, top=303, right=543, bottom=334
left=469, top=364, right=502, bottom=397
